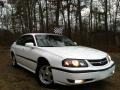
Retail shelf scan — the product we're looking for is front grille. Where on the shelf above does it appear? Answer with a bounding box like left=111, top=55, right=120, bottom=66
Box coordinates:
left=88, top=58, right=108, bottom=66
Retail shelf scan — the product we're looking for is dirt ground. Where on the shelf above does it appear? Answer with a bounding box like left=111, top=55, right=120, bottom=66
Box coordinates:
left=0, top=46, right=120, bottom=90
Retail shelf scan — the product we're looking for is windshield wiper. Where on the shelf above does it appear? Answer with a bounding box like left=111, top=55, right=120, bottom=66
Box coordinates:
left=40, top=46, right=54, bottom=47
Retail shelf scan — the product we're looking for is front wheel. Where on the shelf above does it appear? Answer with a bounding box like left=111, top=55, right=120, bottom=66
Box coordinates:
left=38, top=64, right=53, bottom=86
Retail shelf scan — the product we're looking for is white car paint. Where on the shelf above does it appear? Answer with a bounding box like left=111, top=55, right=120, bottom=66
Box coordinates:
left=42, top=46, right=107, bottom=59
left=10, top=33, right=115, bottom=85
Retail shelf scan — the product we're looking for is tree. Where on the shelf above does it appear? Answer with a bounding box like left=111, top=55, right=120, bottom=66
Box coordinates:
left=104, top=0, right=108, bottom=31
left=0, top=1, right=4, bottom=7
left=37, top=0, right=45, bottom=32
left=114, top=0, right=120, bottom=32
left=45, top=0, right=48, bottom=32
left=77, top=0, right=83, bottom=32
left=66, top=0, right=71, bottom=38
left=56, top=0, right=61, bottom=26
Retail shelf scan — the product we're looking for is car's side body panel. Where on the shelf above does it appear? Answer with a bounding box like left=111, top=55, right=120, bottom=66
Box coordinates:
left=16, top=46, right=37, bottom=72
left=11, top=44, right=64, bottom=74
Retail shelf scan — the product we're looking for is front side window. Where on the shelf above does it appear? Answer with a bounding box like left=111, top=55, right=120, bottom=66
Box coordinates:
left=35, top=35, right=77, bottom=47
left=16, top=35, right=35, bottom=46
left=16, top=36, right=26, bottom=46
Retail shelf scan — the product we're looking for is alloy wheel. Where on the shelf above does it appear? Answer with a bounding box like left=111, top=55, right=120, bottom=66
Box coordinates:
left=39, top=65, right=53, bottom=85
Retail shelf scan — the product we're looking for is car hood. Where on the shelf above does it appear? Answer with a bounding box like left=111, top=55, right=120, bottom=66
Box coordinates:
left=41, top=46, right=107, bottom=59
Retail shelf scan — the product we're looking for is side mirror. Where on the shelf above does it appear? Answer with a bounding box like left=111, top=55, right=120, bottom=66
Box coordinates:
left=74, top=42, right=77, bottom=45
left=25, top=42, right=34, bottom=47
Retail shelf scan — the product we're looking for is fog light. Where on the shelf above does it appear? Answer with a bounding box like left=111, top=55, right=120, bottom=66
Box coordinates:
left=75, top=80, right=84, bottom=84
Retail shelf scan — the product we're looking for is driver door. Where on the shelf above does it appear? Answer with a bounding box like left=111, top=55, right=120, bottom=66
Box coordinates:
left=21, top=35, right=37, bottom=72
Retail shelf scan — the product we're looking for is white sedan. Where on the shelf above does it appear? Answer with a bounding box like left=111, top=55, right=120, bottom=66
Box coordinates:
left=10, top=33, right=115, bottom=86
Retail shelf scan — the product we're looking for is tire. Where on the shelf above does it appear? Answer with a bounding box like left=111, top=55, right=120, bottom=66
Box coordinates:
left=37, top=64, right=53, bottom=86
left=11, top=54, right=17, bottom=67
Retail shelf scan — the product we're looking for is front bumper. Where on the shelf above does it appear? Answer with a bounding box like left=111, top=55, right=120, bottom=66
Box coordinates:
left=52, top=63, right=115, bottom=85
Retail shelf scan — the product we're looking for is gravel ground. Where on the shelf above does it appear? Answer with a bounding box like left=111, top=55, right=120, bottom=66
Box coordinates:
left=0, top=47, right=120, bottom=90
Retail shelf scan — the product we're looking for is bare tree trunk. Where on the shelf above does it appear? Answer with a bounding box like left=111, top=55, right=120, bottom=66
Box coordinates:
left=19, top=15, right=25, bottom=33
left=0, top=6, right=3, bottom=29
left=105, top=0, right=108, bottom=31
left=114, top=0, right=120, bottom=32
left=11, top=4, right=16, bottom=33
left=38, top=1, right=44, bottom=32
left=78, top=0, right=83, bottom=32
left=28, top=1, right=33, bottom=32
left=33, top=5, right=37, bottom=31
left=66, top=0, right=71, bottom=38
left=61, top=1, right=67, bottom=33
left=56, top=0, right=60, bottom=27
left=108, top=0, right=112, bottom=31
left=114, top=0, right=120, bottom=47
left=45, top=0, right=48, bottom=32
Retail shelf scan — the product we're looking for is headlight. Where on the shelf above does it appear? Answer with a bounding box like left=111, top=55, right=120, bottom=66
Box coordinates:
left=107, top=54, right=112, bottom=62
left=62, top=59, right=88, bottom=67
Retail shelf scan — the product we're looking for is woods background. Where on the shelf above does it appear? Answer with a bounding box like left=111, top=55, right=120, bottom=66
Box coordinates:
left=0, top=0, right=120, bottom=52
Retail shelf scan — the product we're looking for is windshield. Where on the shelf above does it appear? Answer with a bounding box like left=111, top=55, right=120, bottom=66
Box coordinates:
left=35, top=35, right=77, bottom=47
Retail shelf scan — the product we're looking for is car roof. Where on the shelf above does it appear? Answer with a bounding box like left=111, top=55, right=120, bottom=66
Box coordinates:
left=23, top=33, right=61, bottom=36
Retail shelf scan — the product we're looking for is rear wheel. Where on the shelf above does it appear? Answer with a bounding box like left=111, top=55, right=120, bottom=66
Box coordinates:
left=37, top=64, right=53, bottom=86
left=11, top=54, right=17, bottom=67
